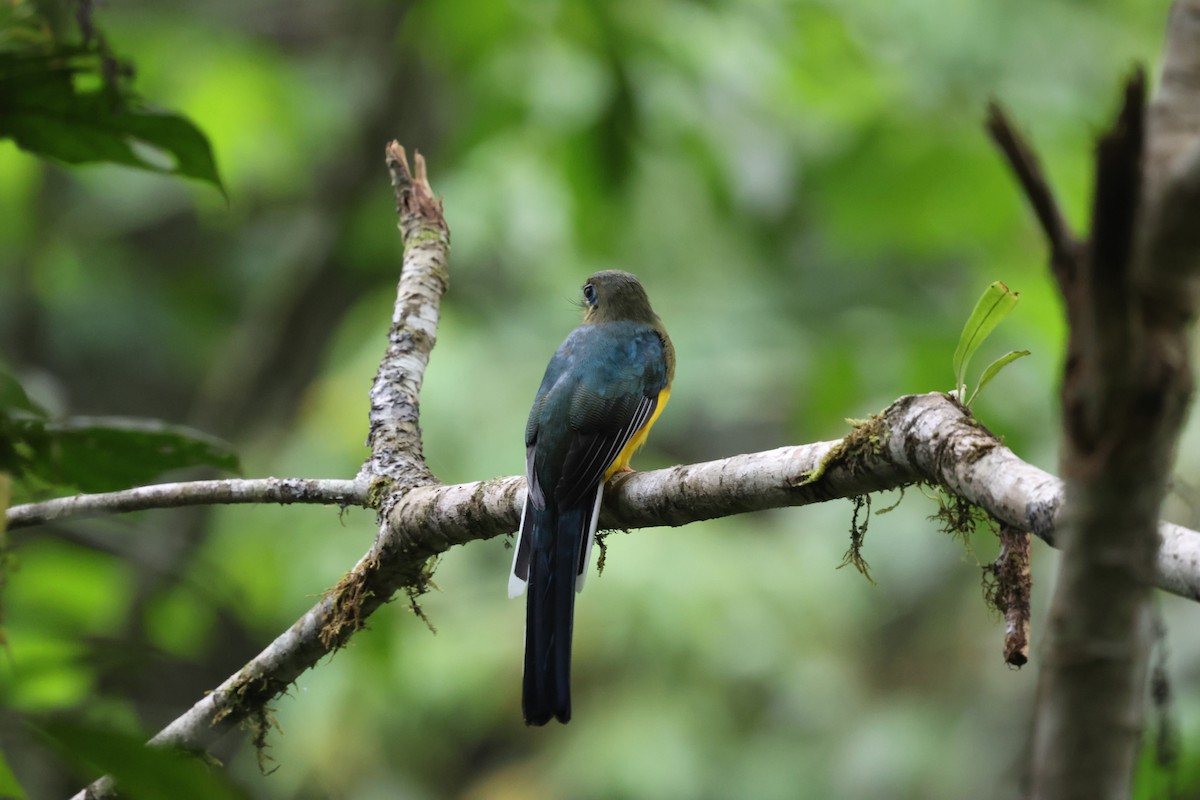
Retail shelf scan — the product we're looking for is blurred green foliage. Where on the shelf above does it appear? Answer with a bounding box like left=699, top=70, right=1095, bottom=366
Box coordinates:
left=0, top=0, right=223, bottom=190
left=0, top=363, right=239, bottom=491
left=2, top=0, right=1198, bottom=798
left=36, top=718, right=249, bottom=800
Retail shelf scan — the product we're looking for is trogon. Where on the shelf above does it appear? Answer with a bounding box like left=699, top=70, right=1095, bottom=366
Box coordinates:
left=509, top=270, right=675, bottom=726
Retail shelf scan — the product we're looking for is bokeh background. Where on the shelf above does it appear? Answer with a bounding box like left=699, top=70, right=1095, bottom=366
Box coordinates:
left=3, top=0, right=1199, bottom=797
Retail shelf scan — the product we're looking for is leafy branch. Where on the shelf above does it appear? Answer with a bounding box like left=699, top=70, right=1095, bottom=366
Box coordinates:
left=0, top=0, right=223, bottom=191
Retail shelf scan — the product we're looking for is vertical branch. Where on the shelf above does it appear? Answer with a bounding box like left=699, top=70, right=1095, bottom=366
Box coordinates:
left=359, top=143, right=451, bottom=490
left=1145, top=0, right=1200, bottom=201
left=1027, top=71, right=1160, bottom=800
left=324, top=142, right=454, bottom=638
left=992, top=10, right=1200, bottom=789
left=985, top=104, right=1080, bottom=287
left=1141, top=1, right=1200, bottom=320
left=1021, top=3, right=1200, bottom=793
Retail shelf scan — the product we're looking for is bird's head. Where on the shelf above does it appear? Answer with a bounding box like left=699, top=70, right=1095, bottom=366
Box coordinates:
left=580, top=270, right=660, bottom=326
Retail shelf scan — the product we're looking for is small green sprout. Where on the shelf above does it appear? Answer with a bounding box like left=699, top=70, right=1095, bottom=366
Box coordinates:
left=953, top=281, right=1030, bottom=406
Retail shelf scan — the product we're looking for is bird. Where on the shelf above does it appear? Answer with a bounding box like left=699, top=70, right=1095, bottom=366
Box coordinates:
left=508, top=270, right=675, bottom=725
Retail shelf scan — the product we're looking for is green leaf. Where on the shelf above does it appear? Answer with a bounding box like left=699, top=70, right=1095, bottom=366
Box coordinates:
left=0, top=366, right=46, bottom=418
left=0, top=367, right=238, bottom=491
left=20, top=417, right=240, bottom=493
left=0, top=366, right=43, bottom=477
left=967, top=350, right=1032, bottom=406
left=953, top=281, right=1020, bottom=398
left=34, top=719, right=249, bottom=800
left=0, top=54, right=225, bottom=193
left=0, top=414, right=22, bottom=477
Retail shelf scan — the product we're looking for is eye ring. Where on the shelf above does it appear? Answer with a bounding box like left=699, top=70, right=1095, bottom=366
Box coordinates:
left=583, top=283, right=597, bottom=305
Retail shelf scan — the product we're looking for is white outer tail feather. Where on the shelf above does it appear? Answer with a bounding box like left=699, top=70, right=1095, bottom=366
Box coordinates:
left=575, top=484, right=604, bottom=592
left=508, top=495, right=530, bottom=599
left=508, top=484, right=605, bottom=599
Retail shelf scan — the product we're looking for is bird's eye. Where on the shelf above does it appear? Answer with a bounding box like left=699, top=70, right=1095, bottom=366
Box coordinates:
left=583, top=283, right=597, bottom=305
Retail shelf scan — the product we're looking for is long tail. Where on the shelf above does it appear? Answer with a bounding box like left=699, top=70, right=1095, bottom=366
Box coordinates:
left=522, top=503, right=591, bottom=725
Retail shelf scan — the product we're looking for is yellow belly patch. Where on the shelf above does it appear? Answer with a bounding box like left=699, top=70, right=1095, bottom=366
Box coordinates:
left=604, top=386, right=671, bottom=481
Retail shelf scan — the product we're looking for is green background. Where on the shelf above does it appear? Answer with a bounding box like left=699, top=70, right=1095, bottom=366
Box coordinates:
left=3, top=0, right=1198, bottom=797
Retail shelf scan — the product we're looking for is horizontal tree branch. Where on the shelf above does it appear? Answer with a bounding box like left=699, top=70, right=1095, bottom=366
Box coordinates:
left=4, top=478, right=367, bottom=531
left=384, top=392, right=1200, bottom=602
left=67, top=391, right=1200, bottom=799
left=21, top=393, right=1200, bottom=591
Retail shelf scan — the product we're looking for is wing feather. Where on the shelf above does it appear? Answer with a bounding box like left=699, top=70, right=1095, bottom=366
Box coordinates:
left=556, top=393, right=657, bottom=507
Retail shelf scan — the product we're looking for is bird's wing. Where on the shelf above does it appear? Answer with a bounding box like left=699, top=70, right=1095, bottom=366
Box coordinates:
left=555, top=387, right=659, bottom=508
left=555, top=325, right=668, bottom=506
left=511, top=324, right=667, bottom=597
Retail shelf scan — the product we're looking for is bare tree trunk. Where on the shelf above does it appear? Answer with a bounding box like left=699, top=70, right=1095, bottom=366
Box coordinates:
left=1019, top=4, right=1200, bottom=797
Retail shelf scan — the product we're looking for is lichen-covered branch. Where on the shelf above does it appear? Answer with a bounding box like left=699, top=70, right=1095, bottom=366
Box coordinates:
left=323, top=142, right=453, bottom=654
left=358, top=142, right=449, bottom=489
left=384, top=392, right=1200, bottom=602
left=5, top=477, right=366, bottom=530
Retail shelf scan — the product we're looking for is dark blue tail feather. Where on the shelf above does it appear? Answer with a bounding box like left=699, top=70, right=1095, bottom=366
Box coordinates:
left=523, top=504, right=588, bottom=725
